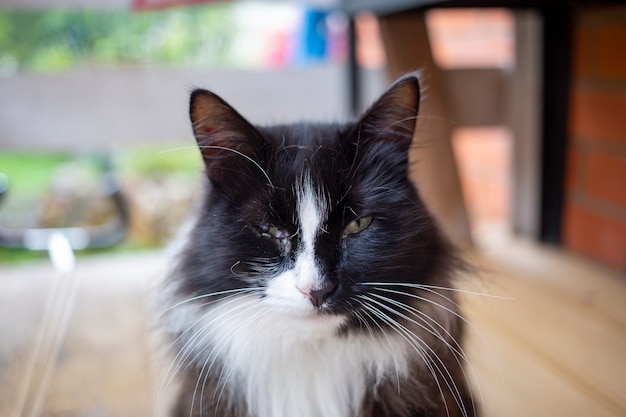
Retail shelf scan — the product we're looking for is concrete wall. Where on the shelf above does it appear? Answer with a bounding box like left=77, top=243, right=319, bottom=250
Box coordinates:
left=0, top=65, right=356, bottom=151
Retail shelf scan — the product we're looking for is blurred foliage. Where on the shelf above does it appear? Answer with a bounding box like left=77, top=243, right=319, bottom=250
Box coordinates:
left=0, top=152, right=71, bottom=199
left=0, top=147, right=202, bottom=263
left=116, top=144, right=202, bottom=178
left=0, top=5, right=236, bottom=74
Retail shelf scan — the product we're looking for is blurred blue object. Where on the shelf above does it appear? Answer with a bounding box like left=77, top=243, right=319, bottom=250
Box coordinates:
left=299, top=7, right=329, bottom=64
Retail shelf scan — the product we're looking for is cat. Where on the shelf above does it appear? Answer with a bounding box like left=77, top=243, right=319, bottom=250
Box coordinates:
left=159, top=72, right=478, bottom=417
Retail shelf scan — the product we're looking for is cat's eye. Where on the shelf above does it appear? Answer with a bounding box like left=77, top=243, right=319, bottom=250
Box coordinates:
left=344, top=216, right=373, bottom=235
left=261, top=225, right=283, bottom=239
left=260, top=224, right=292, bottom=254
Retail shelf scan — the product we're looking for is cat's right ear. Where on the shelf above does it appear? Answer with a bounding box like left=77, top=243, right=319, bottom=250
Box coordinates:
left=356, top=72, right=421, bottom=151
left=190, top=89, right=265, bottom=184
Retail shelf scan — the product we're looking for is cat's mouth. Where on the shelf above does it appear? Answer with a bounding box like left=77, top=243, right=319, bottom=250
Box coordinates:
left=264, top=299, right=334, bottom=318
left=285, top=309, right=347, bottom=336
left=261, top=292, right=344, bottom=325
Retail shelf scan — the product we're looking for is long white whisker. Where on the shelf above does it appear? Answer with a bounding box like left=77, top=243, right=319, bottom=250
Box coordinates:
left=213, top=309, right=273, bottom=412
left=190, top=298, right=264, bottom=416
left=372, top=287, right=479, bottom=342
left=359, top=299, right=452, bottom=417
left=186, top=298, right=261, bottom=378
left=368, top=293, right=466, bottom=359
left=164, top=296, right=261, bottom=407
left=368, top=292, right=481, bottom=417
left=361, top=281, right=514, bottom=300
left=163, top=293, right=261, bottom=388
left=158, top=145, right=199, bottom=154
left=156, top=291, right=262, bottom=415
left=373, top=285, right=503, bottom=392
left=161, top=290, right=260, bottom=356
left=375, top=287, right=504, bottom=402
left=353, top=299, right=402, bottom=393
left=158, top=287, right=260, bottom=318
left=359, top=295, right=469, bottom=417
left=197, top=145, right=276, bottom=191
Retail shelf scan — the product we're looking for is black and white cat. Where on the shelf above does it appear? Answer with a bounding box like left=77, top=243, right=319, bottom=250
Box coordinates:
left=160, top=73, right=478, bottom=417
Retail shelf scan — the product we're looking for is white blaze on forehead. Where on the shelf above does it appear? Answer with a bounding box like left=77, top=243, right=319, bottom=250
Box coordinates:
left=297, top=175, right=324, bottom=249
left=295, top=174, right=326, bottom=292
left=263, top=173, right=328, bottom=312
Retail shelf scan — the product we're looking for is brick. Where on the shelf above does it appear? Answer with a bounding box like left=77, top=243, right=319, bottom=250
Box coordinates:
left=564, top=146, right=583, bottom=193
left=452, top=127, right=511, bottom=226
left=570, top=87, right=626, bottom=144
left=426, top=8, right=514, bottom=68
left=459, top=176, right=510, bottom=225
left=563, top=204, right=626, bottom=270
left=597, top=24, right=626, bottom=81
left=586, top=151, right=626, bottom=207
left=453, top=127, right=512, bottom=176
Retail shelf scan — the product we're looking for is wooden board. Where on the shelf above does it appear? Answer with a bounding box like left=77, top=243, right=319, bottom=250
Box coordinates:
left=1, top=238, right=624, bottom=416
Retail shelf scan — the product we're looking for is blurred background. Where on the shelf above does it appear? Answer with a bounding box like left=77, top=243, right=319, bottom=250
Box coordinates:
left=0, top=0, right=625, bottom=416
left=0, top=1, right=522, bottom=258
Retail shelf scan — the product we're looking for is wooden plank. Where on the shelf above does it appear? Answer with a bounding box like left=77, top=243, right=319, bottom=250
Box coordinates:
left=378, top=10, right=473, bottom=248
left=2, top=241, right=625, bottom=416
left=463, top=307, right=623, bottom=417
left=0, top=254, right=167, bottom=417
left=476, top=239, right=626, bottom=326
left=508, top=10, right=543, bottom=238
left=461, top=240, right=626, bottom=416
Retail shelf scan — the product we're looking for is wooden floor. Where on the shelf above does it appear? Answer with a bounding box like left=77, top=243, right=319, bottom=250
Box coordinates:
left=461, top=237, right=626, bottom=416
left=0, top=236, right=624, bottom=416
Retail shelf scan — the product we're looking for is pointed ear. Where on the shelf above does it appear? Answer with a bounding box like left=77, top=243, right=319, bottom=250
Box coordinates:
left=357, top=73, right=421, bottom=150
left=190, top=89, right=265, bottom=184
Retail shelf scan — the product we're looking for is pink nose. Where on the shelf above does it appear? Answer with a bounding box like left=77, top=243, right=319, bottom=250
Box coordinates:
left=307, top=282, right=337, bottom=307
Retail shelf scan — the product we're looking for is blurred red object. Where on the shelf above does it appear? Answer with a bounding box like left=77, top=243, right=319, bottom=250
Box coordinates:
left=132, top=0, right=225, bottom=11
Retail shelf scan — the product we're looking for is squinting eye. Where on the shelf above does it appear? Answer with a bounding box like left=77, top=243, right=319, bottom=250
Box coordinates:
left=259, top=224, right=293, bottom=255
left=261, top=225, right=283, bottom=239
left=344, top=216, right=373, bottom=235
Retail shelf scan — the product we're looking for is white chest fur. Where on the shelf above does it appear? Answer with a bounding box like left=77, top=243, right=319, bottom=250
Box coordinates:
left=173, top=295, right=409, bottom=417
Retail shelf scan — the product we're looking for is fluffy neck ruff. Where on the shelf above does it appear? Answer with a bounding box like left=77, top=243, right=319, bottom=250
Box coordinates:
left=168, top=294, right=410, bottom=417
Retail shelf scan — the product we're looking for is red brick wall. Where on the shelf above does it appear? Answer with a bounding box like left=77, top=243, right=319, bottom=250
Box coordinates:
left=453, top=127, right=511, bottom=233
left=563, top=5, right=626, bottom=271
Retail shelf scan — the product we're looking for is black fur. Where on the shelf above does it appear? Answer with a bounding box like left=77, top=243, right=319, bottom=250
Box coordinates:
left=165, top=73, right=477, bottom=417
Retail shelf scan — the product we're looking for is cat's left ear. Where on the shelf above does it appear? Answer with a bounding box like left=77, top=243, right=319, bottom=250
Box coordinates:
left=356, top=72, right=420, bottom=150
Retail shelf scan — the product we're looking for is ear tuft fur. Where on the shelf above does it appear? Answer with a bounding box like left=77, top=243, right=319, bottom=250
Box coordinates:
left=190, top=89, right=265, bottom=184
left=357, top=73, right=421, bottom=149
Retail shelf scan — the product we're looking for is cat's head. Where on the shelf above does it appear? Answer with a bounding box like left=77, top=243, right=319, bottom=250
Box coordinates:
left=177, top=73, right=453, bottom=331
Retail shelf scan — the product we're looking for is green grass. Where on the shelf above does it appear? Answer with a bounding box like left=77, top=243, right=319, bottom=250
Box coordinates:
left=0, top=146, right=202, bottom=264
left=0, top=151, right=71, bottom=199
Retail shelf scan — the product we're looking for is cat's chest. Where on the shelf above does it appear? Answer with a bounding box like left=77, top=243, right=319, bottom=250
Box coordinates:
left=189, top=295, right=409, bottom=417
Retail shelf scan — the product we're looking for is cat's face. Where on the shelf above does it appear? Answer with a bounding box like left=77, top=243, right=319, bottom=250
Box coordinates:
left=177, top=74, right=449, bottom=330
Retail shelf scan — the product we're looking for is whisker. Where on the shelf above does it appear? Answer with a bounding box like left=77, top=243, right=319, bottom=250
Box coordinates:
left=189, top=298, right=264, bottom=416
left=161, top=295, right=261, bottom=407
left=181, top=297, right=261, bottom=377
left=158, top=287, right=260, bottom=318
left=371, top=285, right=503, bottom=389
left=197, top=144, right=276, bottom=191
left=156, top=291, right=262, bottom=414
left=353, top=299, right=403, bottom=394
left=372, top=287, right=482, bottom=342
left=158, top=145, right=200, bottom=154
left=359, top=295, right=470, bottom=417
left=361, top=281, right=513, bottom=300
left=368, top=292, right=481, bottom=417
left=213, top=309, right=273, bottom=412
left=368, top=293, right=466, bottom=360
left=358, top=299, right=453, bottom=417
left=160, top=290, right=261, bottom=363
